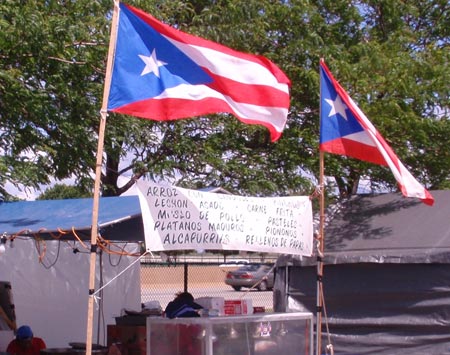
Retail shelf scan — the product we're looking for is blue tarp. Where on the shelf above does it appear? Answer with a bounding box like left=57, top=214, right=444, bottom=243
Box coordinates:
left=0, top=195, right=143, bottom=240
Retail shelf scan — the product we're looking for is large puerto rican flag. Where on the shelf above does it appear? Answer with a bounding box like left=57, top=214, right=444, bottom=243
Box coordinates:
left=107, top=2, right=291, bottom=142
left=319, top=59, right=434, bottom=206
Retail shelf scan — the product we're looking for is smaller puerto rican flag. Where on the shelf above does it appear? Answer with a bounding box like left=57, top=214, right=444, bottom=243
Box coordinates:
left=319, top=59, right=434, bottom=206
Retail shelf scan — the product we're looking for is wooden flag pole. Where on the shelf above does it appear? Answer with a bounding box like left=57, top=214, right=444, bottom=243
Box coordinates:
left=316, top=58, right=326, bottom=355
left=315, top=151, right=325, bottom=355
left=85, top=2, right=120, bottom=355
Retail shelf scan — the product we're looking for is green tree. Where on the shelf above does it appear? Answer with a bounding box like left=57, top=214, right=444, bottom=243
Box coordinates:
left=1, top=0, right=448, bottom=202
left=0, top=0, right=108, bottom=197
left=37, top=183, right=91, bottom=200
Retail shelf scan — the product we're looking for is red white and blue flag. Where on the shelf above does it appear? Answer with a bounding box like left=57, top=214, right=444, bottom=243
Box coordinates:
left=319, top=59, right=434, bottom=206
left=107, top=3, right=291, bottom=142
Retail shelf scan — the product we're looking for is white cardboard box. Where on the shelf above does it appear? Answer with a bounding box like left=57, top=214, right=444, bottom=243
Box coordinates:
left=224, top=299, right=253, bottom=315
left=195, top=297, right=225, bottom=315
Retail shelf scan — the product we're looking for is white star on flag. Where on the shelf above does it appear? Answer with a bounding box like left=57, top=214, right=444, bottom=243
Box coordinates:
left=138, top=49, right=167, bottom=77
left=325, top=95, right=348, bottom=120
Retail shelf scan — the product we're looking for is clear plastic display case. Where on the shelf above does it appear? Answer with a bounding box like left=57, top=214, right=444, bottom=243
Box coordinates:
left=147, top=312, right=313, bottom=355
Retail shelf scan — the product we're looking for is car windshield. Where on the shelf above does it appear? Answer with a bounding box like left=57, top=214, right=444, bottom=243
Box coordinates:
left=238, top=264, right=262, bottom=272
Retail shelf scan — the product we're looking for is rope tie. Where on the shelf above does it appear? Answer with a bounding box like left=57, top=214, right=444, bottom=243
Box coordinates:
left=92, top=251, right=149, bottom=299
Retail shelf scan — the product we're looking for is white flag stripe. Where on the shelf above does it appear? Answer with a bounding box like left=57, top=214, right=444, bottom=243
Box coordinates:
left=165, top=36, right=290, bottom=94
left=154, top=83, right=288, bottom=132
left=344, top=131, right=377, bottom=147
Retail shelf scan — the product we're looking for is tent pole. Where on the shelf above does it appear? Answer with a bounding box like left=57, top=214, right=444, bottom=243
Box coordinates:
left=316, top=151, right=325, bottom=355
left=85, top=2, right=120, bottom=355
left=184, top=262, right=188, bottom=292
left=285, top=265, right=289, bottom=311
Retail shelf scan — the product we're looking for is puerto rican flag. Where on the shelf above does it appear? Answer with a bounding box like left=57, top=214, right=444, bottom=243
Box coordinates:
left=319, top=59, right=434, bottom=206
left=107, top=3, right=291, bottom=142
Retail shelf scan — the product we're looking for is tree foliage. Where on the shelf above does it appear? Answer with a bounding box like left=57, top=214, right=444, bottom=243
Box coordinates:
left=37, top=183, right=91, bottom=200
left=0, top=0, right=109, bottom=199
left=1, top=0, right=449, bottom=201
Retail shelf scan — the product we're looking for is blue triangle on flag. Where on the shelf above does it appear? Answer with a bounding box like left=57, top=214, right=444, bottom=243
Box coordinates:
left=108, top=4, right=213, bottom=109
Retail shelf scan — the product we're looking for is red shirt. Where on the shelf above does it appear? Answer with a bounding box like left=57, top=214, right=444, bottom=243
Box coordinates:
left=6, top=337, right=46, bottom=355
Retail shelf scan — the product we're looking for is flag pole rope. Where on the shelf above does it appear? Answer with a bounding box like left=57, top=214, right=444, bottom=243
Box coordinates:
left=316, top=142, right=326, bottom=355
left=92, top=251, right=149, bottom=300
left=321, top=286, right=334, bottom=355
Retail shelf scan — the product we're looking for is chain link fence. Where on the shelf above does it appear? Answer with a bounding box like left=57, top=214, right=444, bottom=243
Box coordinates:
left=140, top=254, right=278, bottom=312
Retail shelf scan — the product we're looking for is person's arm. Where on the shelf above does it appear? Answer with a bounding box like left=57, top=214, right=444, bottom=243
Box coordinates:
left=35, top=337, right=47, bottom=350
left=6, top=339, right=18, bottom=354
left=0, top=305, right=16, bottom=330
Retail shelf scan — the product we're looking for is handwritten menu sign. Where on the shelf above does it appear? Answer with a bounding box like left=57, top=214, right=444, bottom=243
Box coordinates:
left=136, top=181, right=313, bottom=256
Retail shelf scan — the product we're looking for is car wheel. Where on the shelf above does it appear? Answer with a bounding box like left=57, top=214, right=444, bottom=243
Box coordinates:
left=232, top=286, right=242, bottom=291
left=258, top=281, right=268, bottom=291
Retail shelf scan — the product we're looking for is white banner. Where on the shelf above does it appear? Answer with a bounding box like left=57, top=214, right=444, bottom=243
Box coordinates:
left=136, top=181, right=313, bottom=256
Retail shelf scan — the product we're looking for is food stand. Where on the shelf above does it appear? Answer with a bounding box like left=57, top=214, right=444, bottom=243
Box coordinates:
left=147, top=312, right=313, bottom=355
left=104, top=181, right=315, bottom=355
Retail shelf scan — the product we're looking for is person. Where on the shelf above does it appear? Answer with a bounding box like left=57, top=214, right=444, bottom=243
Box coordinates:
left=6, top=325, right=46, bottom=355
left=164, top=292, right=203, bottom=319
left=163, top=292, right=203, bottom=355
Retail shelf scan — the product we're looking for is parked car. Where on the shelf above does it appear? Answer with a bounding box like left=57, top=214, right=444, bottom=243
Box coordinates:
left=219, top=259, right=249, bottom=272
left=224, top=263, right=274, bottom=291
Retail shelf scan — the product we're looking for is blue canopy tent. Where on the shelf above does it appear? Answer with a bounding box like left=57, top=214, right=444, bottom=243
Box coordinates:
left=0, top=196, right=144, bottom=241
left=0, top=196, right=144, bottom=348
